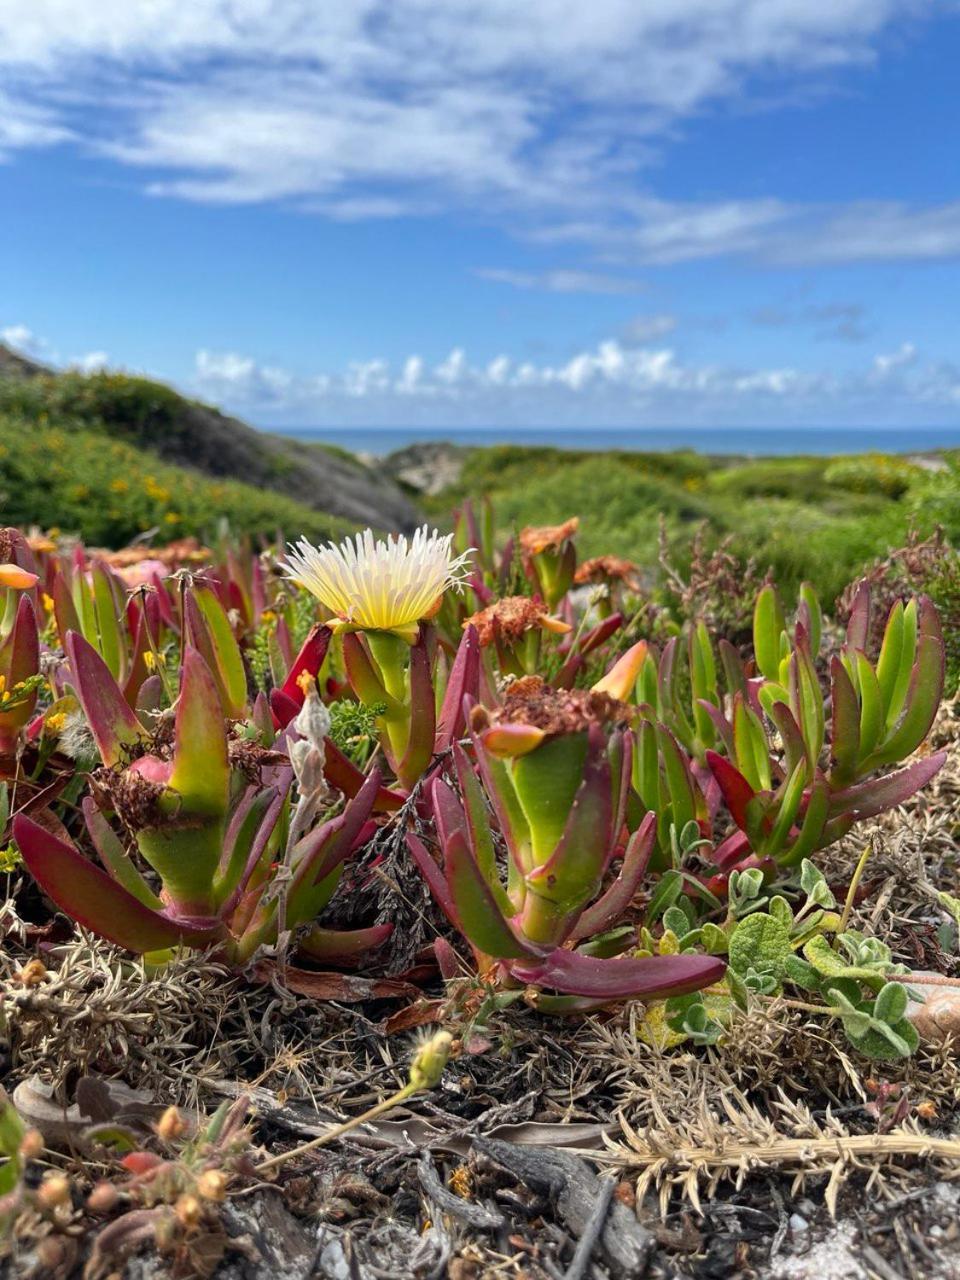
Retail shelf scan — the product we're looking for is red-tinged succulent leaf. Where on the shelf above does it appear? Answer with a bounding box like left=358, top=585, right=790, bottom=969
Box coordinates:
left=609, top=729, right=633, bottom=847
left=14, top=815, right=224, bottom=953
left=451, top=741, right=504, bottom=894
left=571, top=811, right=656, bottom=940
left=5, top=593, right=39, bottom=685
left=846, top=580, right=871, bottom=652
left=767, top=701, right=808, bottom=780
left=719, top=638, right=748, bottom=699
left=397, top=633, right=436, bottom=788
left=830, top=655, right=861, bottom=783
left=322, top=738, right=405, bottom=811
left=855, top=651, right=884, bottom=762
left=435, top=624, right=480, bottom=751
left=279, top=624, right=333, bottom=704
left=407, top=832, right=459, bottom=924
left=698, top=700, right=735, bottom=757
left=82, top=796, right=162, bottom=910
left=216, top=786, right=281, bottom=908
left=828, top=751, right=947, bottom=820
left=765, top=760, right=807, bottom=858
left=292, top=768, right=382, bottom=896
left=297, top=923, right=393, bottom=966
left=52, top=572, right=80, bottom=642
left=269, top=688, right=300, bottom=729
left=712, top=828, right=752, bottom=871
left=121, top=1153, right=164, bottom=1176
left=525, top=727, right=613, bottom=913
left=578, top=612, right=624, bottom=658
left=691, top=758, right=722, bottom=822
left=431, top=774, right=469, bottom=853
left=186, top=588, right=248, bottom=719
left=777, top=779, right=829, bottom=867
left=90, top=562, right=124, bottom=682
left=444, top=826, right=540, bottom=959
left=706, top=751, right=757, bottom=833
left=151, top=573, right=178, bottom=631
left=509, top=947, right=725, bottom=1000
left=473, top=732, right=533, bottom=874
left=434, top=936, right=466, bottom=980
left=660, top=724, right=702, bottom=829
left=868, top=632, right=944, bottom=770
left=168, top=648, right=229, bottom=816
left=66, top=631, right=146, bottom=767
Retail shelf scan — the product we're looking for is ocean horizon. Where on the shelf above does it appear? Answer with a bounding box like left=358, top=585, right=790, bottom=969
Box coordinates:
left=269, top=425, right=960, bottom=458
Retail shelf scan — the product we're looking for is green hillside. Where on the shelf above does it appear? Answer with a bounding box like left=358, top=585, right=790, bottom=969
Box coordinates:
left=426, top=444, right=960, bottom=603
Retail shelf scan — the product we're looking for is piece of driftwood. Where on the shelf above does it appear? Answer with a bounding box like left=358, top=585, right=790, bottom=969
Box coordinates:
left=206, top=1077, right=611, bottom=1155
left=473, top=1136, right=653, bottom=1278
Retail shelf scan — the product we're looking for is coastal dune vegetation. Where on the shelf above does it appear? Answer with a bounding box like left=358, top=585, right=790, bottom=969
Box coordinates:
left=2, top=357, right=960, bottom=1271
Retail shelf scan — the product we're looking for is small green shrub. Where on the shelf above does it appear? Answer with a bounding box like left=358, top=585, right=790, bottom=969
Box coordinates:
left=0, top=415, right=352, bottom=547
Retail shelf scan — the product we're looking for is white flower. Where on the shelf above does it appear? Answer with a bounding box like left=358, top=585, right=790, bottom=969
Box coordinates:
left=284, top=525, right=473, bottom=641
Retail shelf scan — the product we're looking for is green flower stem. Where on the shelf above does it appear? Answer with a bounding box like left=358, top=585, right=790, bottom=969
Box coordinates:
left=366, top=630, right=412, bottom=760
left=839, top=841, right=874, bottom=934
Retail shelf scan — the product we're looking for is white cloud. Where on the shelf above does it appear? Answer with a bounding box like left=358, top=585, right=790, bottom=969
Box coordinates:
left=69, top=350, right=109, bottom=372
left=189, top=334, right=960, bottom=427
left=873, top=342, right=917, bottom=375
left=1, top=324, right=42, bottom=353
left=0, top=2, right=956, bottom=268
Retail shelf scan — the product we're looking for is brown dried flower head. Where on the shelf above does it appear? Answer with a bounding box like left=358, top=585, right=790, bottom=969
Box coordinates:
left=519, top=518, right=579, bottom=557
left=574, top=555, right=642, bottom=592
left=488, top=675, right=632, bottom=736
left=463, top=595, right=571, bottom=647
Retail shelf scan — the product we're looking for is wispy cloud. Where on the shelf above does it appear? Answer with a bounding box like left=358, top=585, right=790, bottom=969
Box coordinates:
left=1, top=1, right=957, bottom=270
left=475, top=267, right=646, bottom=295
left=748, top=301, right=871, bottom=343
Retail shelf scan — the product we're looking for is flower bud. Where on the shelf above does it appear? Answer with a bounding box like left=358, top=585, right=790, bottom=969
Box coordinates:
left=156, top=1106, right=187, bottom=1142
left=175, top=1193, right=202, bottom=1229
left=18, top=1128, right=43, bottom=1160
left=196, top=1169, right=228, bottom=1202
left=36, top=1172, right=71, bottom=1210
left=293, top=685, right=331, bottom=751
left=86, top=1180, right=120, bottom=1214
left=408, top=1030, right=453, bottom=1091
left=16, top=958, right=48, bottom=987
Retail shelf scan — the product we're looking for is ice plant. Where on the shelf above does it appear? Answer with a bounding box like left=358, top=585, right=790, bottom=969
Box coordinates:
left=574, top=555, right=643, bottom=618
left=409, top=674, right=724, bottom=1012
left=519, top=518, right=579, bottom=608
left=284, top=525, right=473, bottom=644
left=15, top=637, right=388, bottom=964
left=284, top=526, right=474, bottom=791
left=0, top=539, right=41, bottom=758
left=463, top=595, right=571, bottom=678
left=705, top=582, right=946, bottom=870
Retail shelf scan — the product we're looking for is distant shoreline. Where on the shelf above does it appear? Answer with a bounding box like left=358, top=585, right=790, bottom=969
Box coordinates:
left=268, top=424, right=960, bottom=459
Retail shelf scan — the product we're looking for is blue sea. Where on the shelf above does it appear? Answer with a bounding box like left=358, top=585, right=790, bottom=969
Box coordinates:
left=272, top=425, right=960, bottom=457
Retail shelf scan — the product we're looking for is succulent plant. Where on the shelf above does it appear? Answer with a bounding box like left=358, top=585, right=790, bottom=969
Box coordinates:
left=409, top=668, right=725, bottom=1012
left=15, top=636, right=388, bottom=965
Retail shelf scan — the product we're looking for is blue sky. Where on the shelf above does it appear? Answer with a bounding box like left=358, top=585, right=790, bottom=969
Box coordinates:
left=1, top=1, right=959, bottom=430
